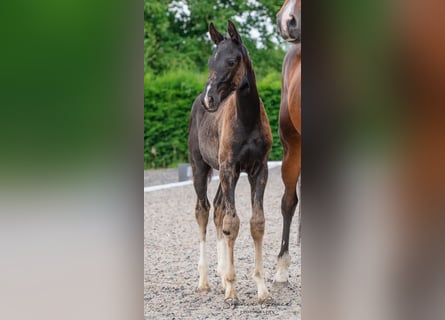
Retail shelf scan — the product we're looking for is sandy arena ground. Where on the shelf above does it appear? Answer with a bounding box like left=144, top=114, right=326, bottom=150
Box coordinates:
left=144, top=165, right=301, bottom=319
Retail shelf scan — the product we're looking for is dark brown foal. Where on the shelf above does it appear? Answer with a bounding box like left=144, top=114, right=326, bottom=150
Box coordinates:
left=188, top=21, right=272, bottom=303
left=274, top=0, right=302, bottom=283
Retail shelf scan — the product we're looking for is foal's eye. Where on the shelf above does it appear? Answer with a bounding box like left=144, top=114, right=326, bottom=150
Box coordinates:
left=227, top=60, right=236, bottom=67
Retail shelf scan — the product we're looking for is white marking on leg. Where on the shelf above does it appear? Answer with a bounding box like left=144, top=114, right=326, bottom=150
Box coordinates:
left=198, top=240, right=209, bottom=290
left=253, top=239, right=269, bottom=301
left=217, top=239, right=227, bottom=274
left=254, top=273, right=269, bottom=301
left=225, top=279, right=235, bottom=299
left=274, top=252, right=291, bottom=283
left=216, top=238, right=227, bottom=288
left=253, top=265, right=269, bottom=301
left=224, top=238, right=238, bottom=299
left=204, top=84, right=211, bottom=108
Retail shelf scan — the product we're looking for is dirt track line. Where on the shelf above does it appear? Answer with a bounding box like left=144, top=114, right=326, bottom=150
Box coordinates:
left=144, top=161, right=282, bottom=193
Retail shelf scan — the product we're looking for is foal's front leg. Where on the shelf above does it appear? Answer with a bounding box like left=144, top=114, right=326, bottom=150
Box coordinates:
left=248, top=164, right=270, bottom=302
left=191, top=163, right=211, bottom=292
left=220, top=163, right=240, bottom=302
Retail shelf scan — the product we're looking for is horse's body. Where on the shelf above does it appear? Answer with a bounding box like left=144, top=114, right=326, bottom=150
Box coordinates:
left=188, top=21, right=272, bottom=303
left=274, top=0, right=302, bottom=283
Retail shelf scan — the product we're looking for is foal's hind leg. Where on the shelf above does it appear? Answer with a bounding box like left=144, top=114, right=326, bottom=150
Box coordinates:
left=275, top=133, right=301, bottom=284
left=191, top=161, right=211, bottom=292
left=213, top=184, right=227, bottom=291
left=248, top=164, right=270, bottom=302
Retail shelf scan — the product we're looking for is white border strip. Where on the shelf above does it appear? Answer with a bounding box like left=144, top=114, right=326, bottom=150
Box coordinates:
left=144, top=161, right=282, bottom=193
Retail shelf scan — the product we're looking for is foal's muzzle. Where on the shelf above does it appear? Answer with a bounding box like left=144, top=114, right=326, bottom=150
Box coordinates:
left=201, top=93, right=219, bottom=112
left=201, top=81, right=221, bottom=112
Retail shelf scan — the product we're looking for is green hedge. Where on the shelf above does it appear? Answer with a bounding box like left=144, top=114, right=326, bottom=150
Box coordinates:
left=144, top=70, right=283, bottom=169
left=257, top=72, right=283, bottom=161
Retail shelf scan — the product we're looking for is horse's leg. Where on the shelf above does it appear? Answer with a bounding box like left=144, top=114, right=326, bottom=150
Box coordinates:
left=248, top=164, right=270, bottom=302
left=191, top=160, right=211, bottom=292
left=220, top=163, right=240, bottom=301
left=296, top=173, right=301, bottom=246
left=275, top=133, right=301, bottom=283
left=213, top=184, right=227, bottom=291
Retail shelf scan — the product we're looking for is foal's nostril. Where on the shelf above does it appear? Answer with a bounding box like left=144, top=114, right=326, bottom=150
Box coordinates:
left=289, top=15, right=297, bottom=27
left=208, top=96, right=214, bottom=105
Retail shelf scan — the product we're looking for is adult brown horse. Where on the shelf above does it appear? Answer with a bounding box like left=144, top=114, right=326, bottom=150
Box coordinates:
left=274, top=0, right=302, bottom=284
left=188, top=21, right=272, bottom=304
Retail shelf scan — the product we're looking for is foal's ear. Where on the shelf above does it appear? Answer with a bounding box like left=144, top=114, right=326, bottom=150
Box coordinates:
left=227, top=20, right=242, bottom=44
left=209, top=22, right=224, bottom=45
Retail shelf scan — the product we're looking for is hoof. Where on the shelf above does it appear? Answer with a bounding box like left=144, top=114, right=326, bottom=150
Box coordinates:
left=259, top=295, right=274, bottom=306
left=196, top=285, right=211, bottom=293
left=224, top=297, right=240, bottom=309
left=275, top=253, right=291, bottom=283
left=272, top=280, right=289, bottom=289
left=274, top=270, right=290, bottom=284
left=257, top=289, right=271, bottom=303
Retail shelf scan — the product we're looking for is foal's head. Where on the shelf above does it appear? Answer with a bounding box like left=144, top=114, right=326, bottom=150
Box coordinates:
left=202, top=20, right=251, bottom=112
left=277, top=0, right=301, bottom=43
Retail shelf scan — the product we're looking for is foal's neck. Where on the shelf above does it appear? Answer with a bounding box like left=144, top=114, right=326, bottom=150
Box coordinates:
left=236, top=64, right=260, bottom=129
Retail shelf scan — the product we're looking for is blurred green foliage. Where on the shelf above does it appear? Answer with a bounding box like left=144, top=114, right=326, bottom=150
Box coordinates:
left=144, top=70, right=282, bottom=168
left=144, top=0, right=287, bottom=168
left=259, top=72, right=283, bottom=161
left=0, top=0, right=137, bottom=180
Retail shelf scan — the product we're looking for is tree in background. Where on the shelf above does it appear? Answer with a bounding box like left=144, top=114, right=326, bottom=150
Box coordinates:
left=144, top=0, right=286, bottom=168
left=144, top=0, right=287, bottom=77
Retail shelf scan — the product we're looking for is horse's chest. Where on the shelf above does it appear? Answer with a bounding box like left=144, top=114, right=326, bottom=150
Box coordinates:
left=199, top=129, right=267, bottom=168
left=219, top=129, right=269, bottom=166
left=237, top=136, right=268, bottom=163
left=200, top=141, right=219, bottom=169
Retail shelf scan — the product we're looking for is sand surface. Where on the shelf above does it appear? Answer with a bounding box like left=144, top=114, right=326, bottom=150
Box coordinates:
left=144, top=165, right=301, bottom=319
